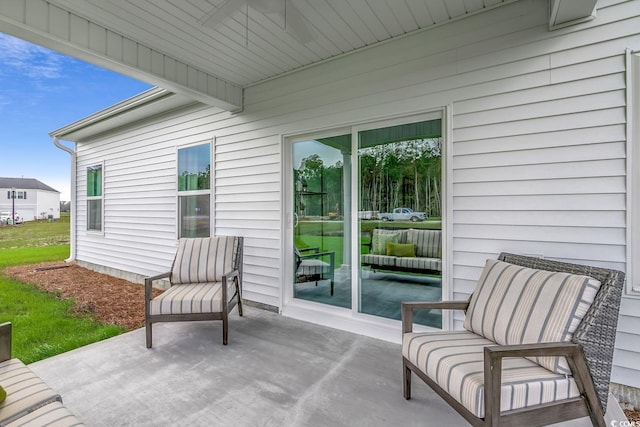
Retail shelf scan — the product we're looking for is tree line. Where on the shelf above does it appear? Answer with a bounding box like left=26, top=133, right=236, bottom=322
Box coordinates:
left=296, top=138, right=441, bottom=218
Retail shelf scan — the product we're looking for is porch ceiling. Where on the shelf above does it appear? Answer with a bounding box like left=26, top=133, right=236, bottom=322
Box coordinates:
left=0, top=0, right=597, bottom=111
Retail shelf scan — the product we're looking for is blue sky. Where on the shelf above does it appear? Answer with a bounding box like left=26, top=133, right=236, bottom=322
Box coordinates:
left=0, top=33, right=153, bottom=201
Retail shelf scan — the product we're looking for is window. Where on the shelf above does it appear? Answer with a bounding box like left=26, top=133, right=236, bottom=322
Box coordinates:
left=87, top=164, right=103, bottom=231
left=6, top=191, right=24, bottom=199
left=177, top=143, right=211, bottom=238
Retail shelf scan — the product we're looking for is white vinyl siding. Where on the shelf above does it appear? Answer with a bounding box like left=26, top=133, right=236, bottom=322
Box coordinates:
left=72, top=0, right=640, bottom=388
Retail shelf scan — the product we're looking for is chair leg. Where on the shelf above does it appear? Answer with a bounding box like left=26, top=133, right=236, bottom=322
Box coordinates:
left=222, top=313, right=228, bottom=345
left=236, top=279, right=243, bottom=317
left=403, top=360, right=411, bottom=399
left=146, top=321, right=152, bottom=349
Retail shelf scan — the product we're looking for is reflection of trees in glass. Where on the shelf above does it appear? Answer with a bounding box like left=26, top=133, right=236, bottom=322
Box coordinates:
left=360, top=138, right=441, bottom=216
left=296, top=155, right=343, bottom=217
left=178, top=164, right=210, bottom=191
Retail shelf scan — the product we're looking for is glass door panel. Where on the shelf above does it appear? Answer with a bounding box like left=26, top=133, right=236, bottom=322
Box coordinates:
left=358, top=119, right=443, bottom=328
left=292, top=135, right=351, bottom=308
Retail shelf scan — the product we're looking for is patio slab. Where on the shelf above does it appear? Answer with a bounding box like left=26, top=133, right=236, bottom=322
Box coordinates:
left=29, top=307, right=626, bottom=426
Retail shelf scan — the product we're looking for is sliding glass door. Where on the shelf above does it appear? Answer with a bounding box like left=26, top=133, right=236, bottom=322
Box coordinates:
left=288, top=115, right=442, bottom=328
left=357, top=118, right=443, bottom=328
left=291, top=135, right=351, bottom=308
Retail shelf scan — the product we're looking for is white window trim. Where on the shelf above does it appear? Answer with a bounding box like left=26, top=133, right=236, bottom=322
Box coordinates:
left=86, top=162, right=104, bottom=234
left=176, top=140, right=213, bottom=239
left=627, top=49, right=640, bottom=296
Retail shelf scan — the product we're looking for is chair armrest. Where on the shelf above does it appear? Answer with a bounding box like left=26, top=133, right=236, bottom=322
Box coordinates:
left=299, top=247, right=320, bottom=254
left=483, top=342, right=587, bottom=424
left=0, top=322, right=12, bottom=362
left=223, top=269, right=240, bottom=281
left=484, top=342, right=580, bottom=360
left=402, top=301, right=469, bottom=333
left=144, top=272, right=171, bottom=301
left=299, top=250, right=332, bottom=259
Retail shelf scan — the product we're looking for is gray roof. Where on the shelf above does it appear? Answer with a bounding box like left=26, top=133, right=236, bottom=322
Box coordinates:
left=0, top=177, right=59, bottom=193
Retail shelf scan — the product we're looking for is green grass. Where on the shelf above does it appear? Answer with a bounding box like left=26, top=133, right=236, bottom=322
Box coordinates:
left=0, top=215, right=124, bottom=364
left=0, top=213, right=71, bottom=249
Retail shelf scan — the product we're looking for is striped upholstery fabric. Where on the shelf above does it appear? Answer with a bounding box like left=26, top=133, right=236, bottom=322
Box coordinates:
left=361, top=254, right=397, bottom=268
left=149, top=280, right=235, bottom=315
left=464, top=259, right=601, bottom=374
left=395, top=256, right=441, bottom=272
left=407, top=229, right=441, bottom=258
left=402, top=330, right=580, bottom=418
left=0, top=359, right=62, bottom=425
left=296, top=259, right=331, bottom=276
left=5, top=401, right=84, bottom=427
left=171, top=237, right=236, bottom=284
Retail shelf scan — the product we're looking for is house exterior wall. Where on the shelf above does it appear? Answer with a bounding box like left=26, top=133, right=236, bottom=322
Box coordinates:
left=71, top=0, right=640, bottom=388
left=35, top=191, right=61, bottom=220
left=0, top=188, right=59, bottom=221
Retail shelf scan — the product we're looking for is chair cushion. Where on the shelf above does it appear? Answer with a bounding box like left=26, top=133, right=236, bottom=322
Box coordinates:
left=406, top=229, right=441, bottom=258
left=361, top=254, right=397, bottom=268
left=296, top=259, right=331, bottom=276
left=150, top=281, right=235, bottom=315
left=371, top=231, right=399, bottom=255
left=402, top=330, right=580, bottom=418
left=0, top=359, right=62, bottom=425
left=171, top=236, right=236, bottom=284
left=395, top=256, right=441, bottom=273
left=386, top=243, right=415, bottom=257
left=5, top=401, right=84, bottom=427
left=464, top=259, right=601, bottom=374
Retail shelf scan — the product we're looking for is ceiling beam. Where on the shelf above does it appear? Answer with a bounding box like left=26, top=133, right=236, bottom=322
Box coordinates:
left=0, top=0, right=243, bottom=111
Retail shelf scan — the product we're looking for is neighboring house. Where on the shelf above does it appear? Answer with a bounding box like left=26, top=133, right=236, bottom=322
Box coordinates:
left=0, top=177, right=60, bottom=221
left=5, top=0, right=640, bottom=400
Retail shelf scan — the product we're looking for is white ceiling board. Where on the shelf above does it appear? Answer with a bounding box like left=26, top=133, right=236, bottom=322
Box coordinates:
left=17, top=0, right=529, bottom=91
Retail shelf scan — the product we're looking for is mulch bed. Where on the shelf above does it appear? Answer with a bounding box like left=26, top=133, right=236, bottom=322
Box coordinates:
left=2, top=262, right=162, bottom=331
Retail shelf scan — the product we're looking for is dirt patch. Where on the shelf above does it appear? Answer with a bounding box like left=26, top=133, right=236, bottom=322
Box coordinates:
left=3, top=262, right=162, bottom=331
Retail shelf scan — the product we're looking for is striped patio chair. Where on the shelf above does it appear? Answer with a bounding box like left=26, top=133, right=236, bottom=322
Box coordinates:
left=401, top=252, right=624, bottom=427
left=144, top=236, right=244, bottom=347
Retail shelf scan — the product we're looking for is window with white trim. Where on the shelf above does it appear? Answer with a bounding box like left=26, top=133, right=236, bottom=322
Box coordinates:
left=177, top=143, right=211, bottom=238
left=87, top=164, right=103, bottom=232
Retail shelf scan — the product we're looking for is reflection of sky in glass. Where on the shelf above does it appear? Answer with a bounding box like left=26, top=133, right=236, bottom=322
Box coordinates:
left=178, top=144, right=210, bottom=175
left=293, top=140, right=343, bottom=170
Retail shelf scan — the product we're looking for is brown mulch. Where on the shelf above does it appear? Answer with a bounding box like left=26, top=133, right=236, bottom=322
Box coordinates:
left=626, top=408, right=640, bottom=422
left=2, top=262, right=163, bottom=331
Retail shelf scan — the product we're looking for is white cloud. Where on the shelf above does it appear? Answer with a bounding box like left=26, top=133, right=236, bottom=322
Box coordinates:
left=0, top=33, right=64, bottom=80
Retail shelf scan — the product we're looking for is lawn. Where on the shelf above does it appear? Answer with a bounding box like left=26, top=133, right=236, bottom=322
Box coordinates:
left=0, top=214, right=124, bottom=364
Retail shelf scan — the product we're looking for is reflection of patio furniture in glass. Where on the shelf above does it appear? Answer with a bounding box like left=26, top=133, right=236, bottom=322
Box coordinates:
left=295, top=247, right=335, bottom=295
left=362, top=228, right=442, bottom=275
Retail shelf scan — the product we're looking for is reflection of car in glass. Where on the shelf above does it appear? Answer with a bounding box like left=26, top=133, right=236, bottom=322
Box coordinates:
left=377, top=207, right=426, bottom=222
left=0, top=212, right=23, bottom=225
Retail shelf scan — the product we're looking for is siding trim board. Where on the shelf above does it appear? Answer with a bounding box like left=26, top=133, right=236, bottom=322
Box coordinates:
left=53, top=0, right=640, bottom=389
left=627, top=49, right=640, bottom=297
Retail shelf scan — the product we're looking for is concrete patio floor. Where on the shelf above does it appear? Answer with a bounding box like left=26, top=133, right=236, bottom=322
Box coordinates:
left=29, top=307, right=627, bottom=426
